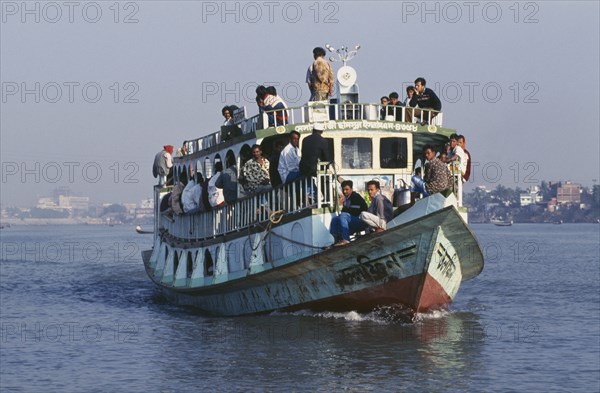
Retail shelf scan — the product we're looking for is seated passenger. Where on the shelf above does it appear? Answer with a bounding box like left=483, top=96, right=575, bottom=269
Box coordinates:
left=162, top=172, right=188, bottom=221
left=278, top=130, right=301, bottom=185
left=330, top=180, right=368, bottom=246
left=182, top=173, right=204, bottom=214
left=411, top=144, right=453, bottom=197
left=242, top=144, right=271, bottom=194
left=215, top=153, right=239, bottom=204
left=406, top=77, right=442, bottom=124
left=208, top=162, right=225, bottom=207
left=360, top=180, right=393, bottom=232
left=410, top=167, right=423, bottom=192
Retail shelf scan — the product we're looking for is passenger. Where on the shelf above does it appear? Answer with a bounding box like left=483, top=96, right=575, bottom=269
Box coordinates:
left=457, top=134, right=472, bottom=182
left=360, top=180, right=394, bottom=233
left=215, top=153, right=239, bottom=204
left=182, top=172, right=204, bottom=214
left=268, top=139, right=286, bottom=187
left=171, top=172, right=187, bottom=215
left=380, top=96, right=389, bottom=120
left=444, top=134, right=467, bottom=180
left=403, top=86, right=415, bottom=107
left=387, top=92, right=403, bottom=121
left=152, top=145, right=174, bottom=186
left=222, top=106, right=233, bottom=126
left=278, top=130, right=301, bottom=184
left=299, top=123, right=331, bottom=178
left=406, top=77, right=442, bottom=124
left=263, top=86, right=288, bottom=126
left=242, top=144, right=271, bottom=194
left=410, top=167, right=423, bottom=192
left=330, top=180, right=369, bottom=246
left=208, top=162, right=225, bottom=207
left=307, top=47, right=334, bottom=101
left=411, top=144, right=453, bottom=197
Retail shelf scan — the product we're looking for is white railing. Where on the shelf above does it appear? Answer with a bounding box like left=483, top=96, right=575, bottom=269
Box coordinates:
left=160, top=166, right=335, bottom=241
left=180, top=102, right=444, bottom=157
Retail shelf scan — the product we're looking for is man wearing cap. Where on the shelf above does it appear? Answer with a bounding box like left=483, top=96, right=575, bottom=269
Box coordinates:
left=299, top=123, right=331, bottom=177
left=153, top=145, right=174, bottom=186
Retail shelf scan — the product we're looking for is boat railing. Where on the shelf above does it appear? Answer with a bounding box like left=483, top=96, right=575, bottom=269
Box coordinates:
left=181, top=102, right=444, bottom=156
left=158, top=164, right=336, bottom=240
left=449, top=162, right=463, bottom=207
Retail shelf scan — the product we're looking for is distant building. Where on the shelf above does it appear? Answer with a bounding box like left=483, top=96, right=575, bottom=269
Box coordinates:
left=557, top=182, right=580, bottom=204
left=520, top=186, right=543, bottom=207
left=140, top=198, right=153, bottom=209
left=58, top=195, right=89, bottom=211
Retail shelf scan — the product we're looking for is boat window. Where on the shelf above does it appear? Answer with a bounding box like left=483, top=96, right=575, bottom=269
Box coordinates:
left=186, top=252, right=194, bottom=278
left=173, top=251, right=179, bottom=276
left=342, top=138, right=372, bottom=169
left=204, top=249, right=213, bottom=276
left=204, top=158, right=212, bottom=178
left=380, top=137, right=408, bottom=168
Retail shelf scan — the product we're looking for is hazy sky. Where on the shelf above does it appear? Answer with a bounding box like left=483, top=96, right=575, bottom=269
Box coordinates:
left=1, top=0, right=599, bottom=206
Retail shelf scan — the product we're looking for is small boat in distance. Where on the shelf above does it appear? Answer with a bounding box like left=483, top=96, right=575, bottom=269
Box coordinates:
left=136, top=225, right=153, bottom=234
left=491, top=219, right=513, bottom=226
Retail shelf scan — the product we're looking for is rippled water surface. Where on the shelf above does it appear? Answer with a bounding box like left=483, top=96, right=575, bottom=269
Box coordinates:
left=1, top=224, right=599, bottom=392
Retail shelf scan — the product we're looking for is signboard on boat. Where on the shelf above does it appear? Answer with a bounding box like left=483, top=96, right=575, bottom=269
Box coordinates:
left=294, top=120, right=419, bottom=133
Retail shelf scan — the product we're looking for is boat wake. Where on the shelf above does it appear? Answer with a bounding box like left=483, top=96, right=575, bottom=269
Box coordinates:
left=272, top=305, right=450, bottom=324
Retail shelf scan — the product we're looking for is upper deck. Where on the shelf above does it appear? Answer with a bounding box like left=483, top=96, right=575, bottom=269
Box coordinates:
left=177, top=102, right=451, bottom=160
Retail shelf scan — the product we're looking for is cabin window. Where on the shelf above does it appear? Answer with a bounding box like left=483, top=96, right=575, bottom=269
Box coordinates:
left=342, top=138, right=372, bottom=169
left=380, top=137, right=408, bottom=168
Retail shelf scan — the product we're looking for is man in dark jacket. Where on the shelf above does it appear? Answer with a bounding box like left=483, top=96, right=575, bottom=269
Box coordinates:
left=330, top=180, right=368, bottom=246
left=407, top=77, right=442, bottom=124
left=299, top=123, right=331, bottom=177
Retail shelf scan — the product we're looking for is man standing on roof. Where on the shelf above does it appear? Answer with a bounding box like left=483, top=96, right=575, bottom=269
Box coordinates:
left=307, top=47, right=334, bottom=101
left=153, top=145, right=174, bottom=186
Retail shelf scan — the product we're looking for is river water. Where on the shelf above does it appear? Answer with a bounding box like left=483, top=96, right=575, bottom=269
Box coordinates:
left=1, top=223, right=598, bottom=392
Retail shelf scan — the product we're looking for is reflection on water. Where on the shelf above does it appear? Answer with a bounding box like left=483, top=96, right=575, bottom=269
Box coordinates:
left=146, top=308, right=485, bottom=392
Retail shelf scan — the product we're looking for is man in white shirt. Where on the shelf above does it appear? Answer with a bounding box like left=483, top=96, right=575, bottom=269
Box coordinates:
left=278, top=130, right=301, bottom=184
left=444, top=134, right=467, bottom=179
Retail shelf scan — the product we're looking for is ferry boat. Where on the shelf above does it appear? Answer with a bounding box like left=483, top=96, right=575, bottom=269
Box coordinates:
left=142, top=46, right=484, bottom=317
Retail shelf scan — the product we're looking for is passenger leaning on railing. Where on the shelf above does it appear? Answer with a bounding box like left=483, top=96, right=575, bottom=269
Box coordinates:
left=443, top=134, right=467, bottom=182
left=406, top=77, right=442, bottom=125
left=278, top=130, right=301, bottom=185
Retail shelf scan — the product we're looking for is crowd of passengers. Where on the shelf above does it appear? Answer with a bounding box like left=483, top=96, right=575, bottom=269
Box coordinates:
left=151, top=46, right=469, bottom=241
left=153, top=125, right=472, bottom=246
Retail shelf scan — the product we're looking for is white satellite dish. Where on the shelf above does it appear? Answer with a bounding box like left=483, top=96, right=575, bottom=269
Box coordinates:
left=337, top=66, right=357, bottom=87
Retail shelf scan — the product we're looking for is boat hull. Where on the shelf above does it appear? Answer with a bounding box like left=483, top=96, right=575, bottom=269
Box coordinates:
left=143, top=205, right=483, bottom=316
